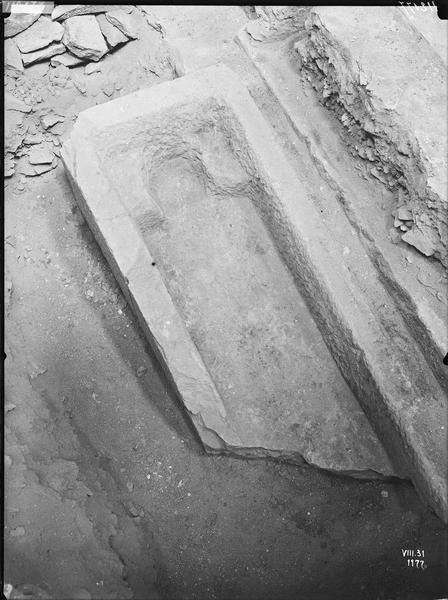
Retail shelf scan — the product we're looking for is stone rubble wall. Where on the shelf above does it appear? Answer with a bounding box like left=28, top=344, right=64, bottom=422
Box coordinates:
left=295, top=7, right=447, bottom=265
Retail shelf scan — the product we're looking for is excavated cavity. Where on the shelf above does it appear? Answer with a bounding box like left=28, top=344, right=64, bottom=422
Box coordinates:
left=295, top=10, right=447, bottom=265
left=94, top=101, right=398, bottom=478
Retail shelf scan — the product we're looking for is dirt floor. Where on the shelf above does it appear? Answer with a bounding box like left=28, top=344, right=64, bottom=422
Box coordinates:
left=4, top=6, right=448, bottom=600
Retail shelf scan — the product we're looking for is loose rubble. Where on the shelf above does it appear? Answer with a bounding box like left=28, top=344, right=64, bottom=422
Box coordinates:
left=5, top=4, right=138, bottom=70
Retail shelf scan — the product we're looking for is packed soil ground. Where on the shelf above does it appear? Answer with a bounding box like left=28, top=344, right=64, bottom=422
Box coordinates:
left=4, top=6, right=448, bottom=600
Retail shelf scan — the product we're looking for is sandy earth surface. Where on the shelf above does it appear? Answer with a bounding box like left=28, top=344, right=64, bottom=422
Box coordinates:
left=4, top=5, right=448, bottom=600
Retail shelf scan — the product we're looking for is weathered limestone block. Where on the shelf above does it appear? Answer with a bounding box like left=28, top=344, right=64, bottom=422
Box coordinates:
left=296, top=7, right=447, bottom=265
left=14, top=16, right=64, bottom=53
left=62, top=15, right=108, bottom=61
left=96, top=13, right=128, bottom=48
left=22, top=43, right=66, bottom=66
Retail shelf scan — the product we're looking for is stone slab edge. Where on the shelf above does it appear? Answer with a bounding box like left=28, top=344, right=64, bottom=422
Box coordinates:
left=236, top=30, right=448, bottom=396
left=62, top=65, right=447, bottom=521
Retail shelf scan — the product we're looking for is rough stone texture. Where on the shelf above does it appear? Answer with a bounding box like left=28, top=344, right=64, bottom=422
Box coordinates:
left=28, top=143, right=55, bottom=165
left=51, top=4, right=130, bottom=21
left=50, top=52, right=85, bottom=67
left=238, top=25, right=447, bottom=523
left=5, top=9, right=43, bottom=38
left=14, top=16, right=64, bottom=54
left=22, top=42, right=66, bottom=66
left=105, top=10, right=139, bottom=40
left=62, top=65, right=402, bottom=480
left=5, top=39, right=24, bottom=74
left=62, top=15, right=108, bottom=61
left=245, top=6, right=311, bottom=42
left=96, top=13, right=128, bottom=48
left=296, top=7, right=447, bottom=265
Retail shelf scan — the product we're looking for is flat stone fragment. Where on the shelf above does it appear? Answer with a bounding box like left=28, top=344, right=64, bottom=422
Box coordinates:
left=40, top=112, right=64, bottom=129
left=50, top=52, right=85, bottom=67
left=63, top=15, right=108, bottom=61
left=22, top=42, right=66, bottom=66
left=62, top=65, right=399, bottom=481
left=5, top=9, right=43, bottom=38
left=5, top=93, right=32, bottom=113
left=14, top=16, right=64, bottom=53
left=28, top=143, right=55, bottom=164
left=84, top=62, right=102, bottom=75
left=5, top=39, right=24, bottom=73
left=105, top=10, right=139, bottom=40
left=96, top=13, right=128, bottom=47
left=52, top=4, right=129, bottom=21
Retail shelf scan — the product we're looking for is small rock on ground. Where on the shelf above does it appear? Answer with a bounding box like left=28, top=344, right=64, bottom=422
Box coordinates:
left=41, top=112, right=64, bottom=129
left=84, top=62, right=102, bottom=75
left=51, top=52, right=86, bottom=68
left=28, top=144, right=55, bottom=165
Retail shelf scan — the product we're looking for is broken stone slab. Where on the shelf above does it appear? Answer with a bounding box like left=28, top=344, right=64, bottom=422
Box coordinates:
left=52, top=4, right=131, bottom=21
left=5, top=93, right=32, bottom=113
left=5, top=7, right=43, bottom=38
left=40, top=112, right=64, bottom=129
left=62, top=15, right=108, bottom=61
left=62, top=64, right=401, bottom=482
left=50, top=52, right=85, bottom=67
left=84, top=62, right=102, bottom=75
left=296, top=7, right=447, bottom=266
left=22, top=42, right=66, bottom=66
left=5, top=39, right=24, bottom=74
left=28, top=143, right=55, bottom=164
left=105, top=10, right=139, bottom=40
left=63, top=65, right=447, bottom=522
left=14, top=16, right=64, bottom=53
left=96, top=13, right=128, bottom=48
